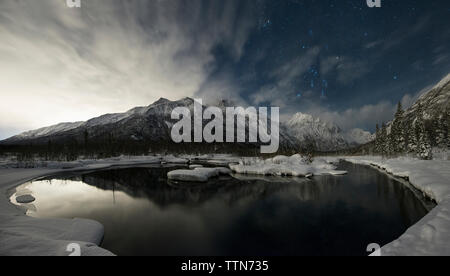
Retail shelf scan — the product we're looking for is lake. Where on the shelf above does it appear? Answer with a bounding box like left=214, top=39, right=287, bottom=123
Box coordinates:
left=11, top=161, right=435, bottom=256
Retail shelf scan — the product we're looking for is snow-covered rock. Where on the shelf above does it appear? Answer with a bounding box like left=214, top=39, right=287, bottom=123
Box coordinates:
left=167, top=167, right=232, bottom=182
left=230, top=155, right=347, bottom=177
left=16, top=195, right=35, bottom=204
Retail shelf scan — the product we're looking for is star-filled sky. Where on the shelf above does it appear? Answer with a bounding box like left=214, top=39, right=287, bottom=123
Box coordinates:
left=1, top=0, right=449, bottom=139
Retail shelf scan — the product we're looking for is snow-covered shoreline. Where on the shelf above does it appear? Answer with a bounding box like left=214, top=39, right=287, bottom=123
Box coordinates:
left=230, top=155, right=347, bottom=177
left=325, top=156, right=450, bottom=256
left=0, top=155, right=205, bottom=256
left=1, top=154, right=449, bottom=256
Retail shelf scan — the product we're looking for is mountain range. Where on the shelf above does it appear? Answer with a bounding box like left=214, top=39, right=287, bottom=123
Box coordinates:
left=16, top=70, right=450, bottom=154
left=0, top=97, right=374, bottom=153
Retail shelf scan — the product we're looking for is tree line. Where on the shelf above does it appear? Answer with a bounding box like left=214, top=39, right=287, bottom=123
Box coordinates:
left=373, top=102, right=449, bottom=159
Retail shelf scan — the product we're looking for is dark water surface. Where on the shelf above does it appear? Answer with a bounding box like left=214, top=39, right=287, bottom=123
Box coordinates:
left=12, top=161, right=435, bottom=256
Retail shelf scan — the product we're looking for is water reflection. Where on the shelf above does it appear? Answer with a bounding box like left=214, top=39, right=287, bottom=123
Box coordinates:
left=12, top=162, right=434, bottom=256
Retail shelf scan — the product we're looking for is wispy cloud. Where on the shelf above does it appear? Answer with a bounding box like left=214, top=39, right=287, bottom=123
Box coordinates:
left=320, top=56, right=370, bottom=85
left=0, top=0, right=257, bottom=138
left=364, top=16, right=430, bottom=52
left=250, top=47, right=320, bottom=107
left=303, top=83, right=434, bottom=132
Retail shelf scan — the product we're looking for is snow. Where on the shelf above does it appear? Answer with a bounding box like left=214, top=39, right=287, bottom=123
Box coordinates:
left=285, top=113, right=374, bottom=151
left=3, top=98, right=193, bottom=143
left=285, top=113, right=348, bottom=151
left=14, top=122, right=84, bottom=140
left=0, top=168, right=115, bottom=256
left=15, top=195, right=35, bottom=204
left=344, top=128, right=375, bottom=145
left=2, top=153, right=449, bottom=255
left=0, top=155, right=191, bottom=169
left=168, top=167, right=232, bottom=182
left=433, top=73, right=450, bottom=90
left=230, top=155, right=347, bottom=177
left=325, top=156, right=450, bottom=256
left=0, top=155, right=203, bottom=256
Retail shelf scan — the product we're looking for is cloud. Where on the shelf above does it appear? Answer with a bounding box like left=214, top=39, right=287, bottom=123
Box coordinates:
left=250, top=47, right=320, bottom=107
left=301, top=83, right=433, bottom=132
left=0, top=0, right=256, bottom=137
left=364, top=16, right=430, bottom=52
left=304, top=101, right=395, bottom=132
left=320, top=56, right=370, bottom=85
left=194, top=70, right=247, bottom=106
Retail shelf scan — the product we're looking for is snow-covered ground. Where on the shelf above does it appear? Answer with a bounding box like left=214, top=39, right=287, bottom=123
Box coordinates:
left=2, top=153, right=449, bottom=255
left=325, top=156, right=450, bottom=256
left=230, top=154, right=347, bottom=177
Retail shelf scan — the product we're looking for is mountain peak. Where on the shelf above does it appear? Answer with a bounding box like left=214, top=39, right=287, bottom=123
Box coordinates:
left=433, top=73, right=450, bottom=90
left=289, top=112, right=315, bottom=123
left=154, top=97, right=171, bottom=105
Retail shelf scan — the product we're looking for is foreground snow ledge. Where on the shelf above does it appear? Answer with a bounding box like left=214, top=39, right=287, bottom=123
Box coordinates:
left=1, top=168, right=121, bottom=256
left=328, top=156, right=450, bottom=256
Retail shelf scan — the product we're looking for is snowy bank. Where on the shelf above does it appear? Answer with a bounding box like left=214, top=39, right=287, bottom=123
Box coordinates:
left=230, top=155, right=347, bottom=177
left=327, top=156, right=450, bottom=256
left=0, top=155, right=192, bottom=169
left=0, top=168, right=116, bottom=256
left=0, top=154, right=242, bottom=255
left=168, top=167, right=232, bottom=182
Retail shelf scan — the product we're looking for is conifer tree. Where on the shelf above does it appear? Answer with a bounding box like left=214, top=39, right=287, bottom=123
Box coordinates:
left=434, top=115, right=446, bottom=147
left=415, top=103, right=432, bottom=159
left=381, top=122, right=388, bottom=156
left=446, top=108, right=450, bottom=149
left=393, top=102, right=405, bottom=153
left=375, top=123, right=380, bottom=154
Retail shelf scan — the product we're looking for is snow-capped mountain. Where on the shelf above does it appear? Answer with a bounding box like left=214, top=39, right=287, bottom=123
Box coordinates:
left=2, top=97, right=195, bottom=145
left=357, top=73, right=450, bottom=157
left=403, top=73, right=450, bottom=125
left=1, top=97, right=299, bottom=153
left=1, top=97, right=375, bottom=153
left=284, top=113, right=371, bottom=151
left=285, top=113, right=345, bottom=151
left=344, top=128, right=375, bottom=145
left=284, top=113, right=374, bottom=151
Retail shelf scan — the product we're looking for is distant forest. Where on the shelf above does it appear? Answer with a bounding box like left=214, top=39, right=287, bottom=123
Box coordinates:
left=0, top=131, right=299, bottom=161
left=339, top=102, right=450, bottom=159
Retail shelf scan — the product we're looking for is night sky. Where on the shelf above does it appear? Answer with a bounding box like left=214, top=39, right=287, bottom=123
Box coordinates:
left=0, top=0, right=450, bottom=138
left=196, top=0, right=450, bottom=129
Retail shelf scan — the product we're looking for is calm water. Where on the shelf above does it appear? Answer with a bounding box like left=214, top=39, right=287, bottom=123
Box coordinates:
left=12, top=162, right=434, bottom=256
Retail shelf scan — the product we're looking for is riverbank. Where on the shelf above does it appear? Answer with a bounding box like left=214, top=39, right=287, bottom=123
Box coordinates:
left=1, top=154, right=449, bottom=256
left=0, top=155, right=215, bottom=256
left=325, top=156, right=450, bottom=256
